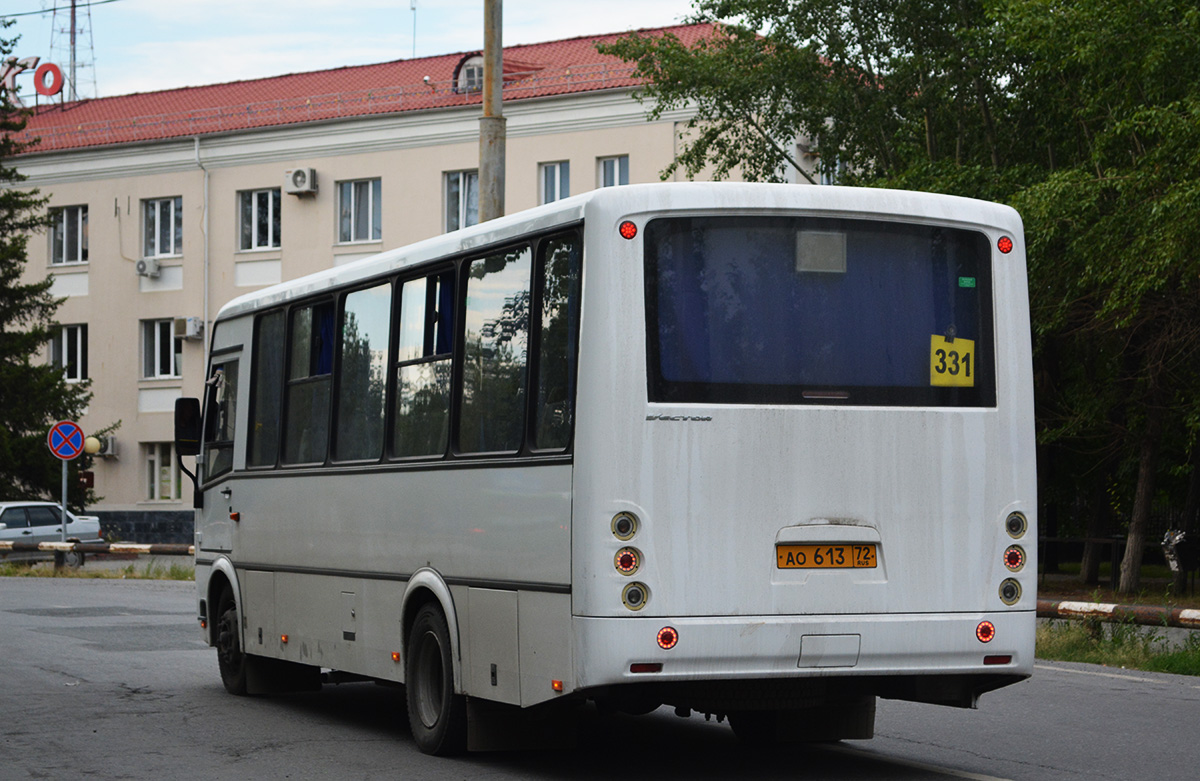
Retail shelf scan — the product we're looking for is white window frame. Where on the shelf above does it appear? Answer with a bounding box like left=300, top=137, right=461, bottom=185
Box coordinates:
left=337, top=179, right=382, bottom=244
left=50, top=205, right=88, bottom=265
left=597, top=155, right=629, bottom=188
left=457, top=55, right=484, bottom=93
left=444, top=170, right=479, bottom=232
left=142, top=318, right=182, bottom=379
left=539, top=161, right=570, bottom=205
left=143, top=196, right=183, bottom=258
left=239, top=188, right=282, bottom=250
left=49, top=324, right=87, bottom=382
left=145, top=442, right=182, bottom=502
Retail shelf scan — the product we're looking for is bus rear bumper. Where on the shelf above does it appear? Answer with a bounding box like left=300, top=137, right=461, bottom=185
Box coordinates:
left=573, top=610, right=1033, bottom=708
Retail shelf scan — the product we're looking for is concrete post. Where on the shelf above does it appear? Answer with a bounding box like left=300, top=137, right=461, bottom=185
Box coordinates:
left=479, top=0, right=505, bottom=223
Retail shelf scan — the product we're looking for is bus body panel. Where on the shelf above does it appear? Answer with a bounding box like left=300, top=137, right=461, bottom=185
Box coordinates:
left=570, top=185, right=1035, bottom=685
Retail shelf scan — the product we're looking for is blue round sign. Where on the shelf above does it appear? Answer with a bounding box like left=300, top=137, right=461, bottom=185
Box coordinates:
left=48, top=420, right=85, bottom=461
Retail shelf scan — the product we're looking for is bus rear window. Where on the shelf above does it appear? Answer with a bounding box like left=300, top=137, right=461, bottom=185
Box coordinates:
left=644, top=216, right=995, bottom=406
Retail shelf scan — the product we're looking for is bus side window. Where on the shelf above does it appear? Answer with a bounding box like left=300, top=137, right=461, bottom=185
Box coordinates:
left=283, top=300, right=335, bottom=464
left=248, top=311, right=285, bottom=467
left=393, top=271, right=454, bottom=458
left=334, top=283, right=392, bottom=461
left=534, top=234, right=581, bottom=450
left=459, top=247, right=532, bottom=454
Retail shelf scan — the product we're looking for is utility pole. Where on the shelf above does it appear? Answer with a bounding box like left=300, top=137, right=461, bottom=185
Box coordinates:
left=479, top=0, right=505, bottom=222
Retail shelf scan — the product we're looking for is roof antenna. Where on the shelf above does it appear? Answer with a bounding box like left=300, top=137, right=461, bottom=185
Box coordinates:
left=410, top=0, right=418, bottom=59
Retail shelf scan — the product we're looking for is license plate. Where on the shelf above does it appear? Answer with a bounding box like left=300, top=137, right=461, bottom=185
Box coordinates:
left=776, top=544, right=877, bottom=569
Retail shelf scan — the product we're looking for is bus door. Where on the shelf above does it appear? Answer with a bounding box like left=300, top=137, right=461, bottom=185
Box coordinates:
left=200, top=352, right=241, bottom=553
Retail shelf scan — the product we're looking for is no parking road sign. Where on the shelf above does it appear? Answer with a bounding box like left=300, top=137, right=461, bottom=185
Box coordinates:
left=48, top=420, right=85, bottom=461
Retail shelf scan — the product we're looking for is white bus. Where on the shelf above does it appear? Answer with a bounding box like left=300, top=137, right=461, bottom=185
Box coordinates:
left=176, top=182, right=1036, bottom=754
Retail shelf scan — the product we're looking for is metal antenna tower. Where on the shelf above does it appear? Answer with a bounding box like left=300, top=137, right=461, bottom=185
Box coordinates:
left=48, top=0, right=97, bottom=101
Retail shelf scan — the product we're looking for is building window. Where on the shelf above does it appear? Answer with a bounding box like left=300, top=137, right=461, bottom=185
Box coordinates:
left=539, top=161, right=570, bottom=204
left=445, top=170, right=479, bottom=232
left=49, top=324, right=88, bottom=382
left=142, top=318, right=182, bottom=379
left=51, top=205, right=88, bottom=264
left=145, top=442, right=181, bottom=501
left=598, top=155, right=629, bottom=188
left=143, top=196, right=183, bottom=257
left=456, top=55, right=483, bottom=93
left=239, top=188, right=282, bottom=250
left=338, top=179, right=382, bottom=243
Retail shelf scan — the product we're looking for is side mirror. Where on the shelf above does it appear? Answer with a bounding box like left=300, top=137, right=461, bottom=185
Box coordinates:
left=175, top=397, right=202, bottom=456
left=0, top=523, right=7, bottom=531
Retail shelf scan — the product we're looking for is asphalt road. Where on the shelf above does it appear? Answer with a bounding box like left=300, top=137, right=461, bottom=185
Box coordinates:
left=2, top=577, right=1197, bottom=780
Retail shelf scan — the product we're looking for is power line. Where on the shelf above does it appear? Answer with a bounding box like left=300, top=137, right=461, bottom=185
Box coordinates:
left=1, top=0, right=123, bottom=21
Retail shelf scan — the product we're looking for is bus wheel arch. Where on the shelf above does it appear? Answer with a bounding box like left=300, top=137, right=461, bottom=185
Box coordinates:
left=205, top=561, right=239, bottom=647
left=399, top=569, right=462, bottom=689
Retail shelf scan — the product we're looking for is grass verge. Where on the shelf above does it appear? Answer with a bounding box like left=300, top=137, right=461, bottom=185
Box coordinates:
left=0, top=559, right=194, bottom=580
left=1037, top=618, right=1200, bottom=676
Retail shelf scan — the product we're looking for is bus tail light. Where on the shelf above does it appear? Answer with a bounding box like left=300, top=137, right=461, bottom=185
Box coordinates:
left=997, top=236, right=1013, bottom=254
left=615, top=547, right=640, bottom=575
left=622, top=582, right=649, bottom=611
left=1003, top=545, right=1025, bottom=571
left=619, top=221, right=638, bottom=240
left=999, top=579, right=1021, bottom=605
left=976, top=621, right=995, bottom=643
left=612, top=512, right=638, bottom=540
left=657, top=627, right=678, bottom=650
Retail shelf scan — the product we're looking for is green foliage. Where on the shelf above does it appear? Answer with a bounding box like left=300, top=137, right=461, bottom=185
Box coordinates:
left=0, top=22, right=95, bottom=508
left=1036, top=619, right=1200, bottom=676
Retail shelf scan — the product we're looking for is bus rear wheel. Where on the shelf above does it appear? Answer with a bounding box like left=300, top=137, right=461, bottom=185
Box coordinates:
left=215, top=586, right=248, bottom=695
left=405, top=604, right=466, bottom=755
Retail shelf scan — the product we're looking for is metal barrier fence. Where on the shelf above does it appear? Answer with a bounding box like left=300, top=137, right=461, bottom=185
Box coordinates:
left=0, top=541, right=194, bottom=556
left=1037, top=599, right=1200, bottom=630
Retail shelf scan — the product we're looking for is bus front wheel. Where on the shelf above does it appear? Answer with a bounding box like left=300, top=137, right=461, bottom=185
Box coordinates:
left=215, top=586, right=248, bottom=695
left=405, top=604, right=466, bottom=755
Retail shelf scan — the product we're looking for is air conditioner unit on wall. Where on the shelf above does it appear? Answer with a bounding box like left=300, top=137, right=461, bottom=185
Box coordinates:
left=174, top=316, right=205, bottom=341
left=135, top=258, right=160, bottom=278
left=97, top=435, right=117, bottom=458
left=285, top=167, right=318, bottom=195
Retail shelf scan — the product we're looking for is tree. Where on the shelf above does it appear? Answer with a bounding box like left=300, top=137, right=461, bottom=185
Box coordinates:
left=602, top=0, right=1200, bottom=592
left=0, top=21, right=95, bottom=509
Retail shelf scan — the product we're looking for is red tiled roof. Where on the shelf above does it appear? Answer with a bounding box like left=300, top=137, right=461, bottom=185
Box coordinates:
left=15, top=24, right=714, bottom=155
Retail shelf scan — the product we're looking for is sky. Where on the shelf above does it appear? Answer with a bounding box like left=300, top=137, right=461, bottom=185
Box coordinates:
left=3, top=0, right=699, bottom=100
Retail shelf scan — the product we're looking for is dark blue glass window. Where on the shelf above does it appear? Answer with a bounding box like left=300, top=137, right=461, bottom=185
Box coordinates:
left=645, top=216, right=994, bottom=406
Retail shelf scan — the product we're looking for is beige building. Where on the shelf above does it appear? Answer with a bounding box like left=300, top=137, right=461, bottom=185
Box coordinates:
left=12, top=24, right=808, bottom=538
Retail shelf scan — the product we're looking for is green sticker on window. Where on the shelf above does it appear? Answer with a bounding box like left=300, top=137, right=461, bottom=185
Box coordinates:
left=958, top=276, right=976, bottom=288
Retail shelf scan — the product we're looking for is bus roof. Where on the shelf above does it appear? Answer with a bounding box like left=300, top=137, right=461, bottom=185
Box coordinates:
left=214, top=182, right=1021, bottom=323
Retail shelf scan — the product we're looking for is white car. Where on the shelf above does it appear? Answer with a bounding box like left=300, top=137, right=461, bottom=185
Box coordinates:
left=0, top=501, right=103, bottom=568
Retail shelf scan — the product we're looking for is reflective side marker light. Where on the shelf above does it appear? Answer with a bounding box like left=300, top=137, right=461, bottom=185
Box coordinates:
left=552, top=680, right=564, bottom=692
left=619, top=220, right=638, bottom=240
left=199, top=619, right=207, bottom=629
left=657, top=626, right=678, bottom=650
left=984, top=655, right=1012, bottom=665
left=997, top=236, right=1013, bottom=254
left=1004, top=545, right=1026, bottom=571
left=630, top=663, right=662, bottom=673
left=281, top=634, right=289, bottom=644
left=392, top=652, right=401, bottom=663
left=976, top=621, right=996, bottom=643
